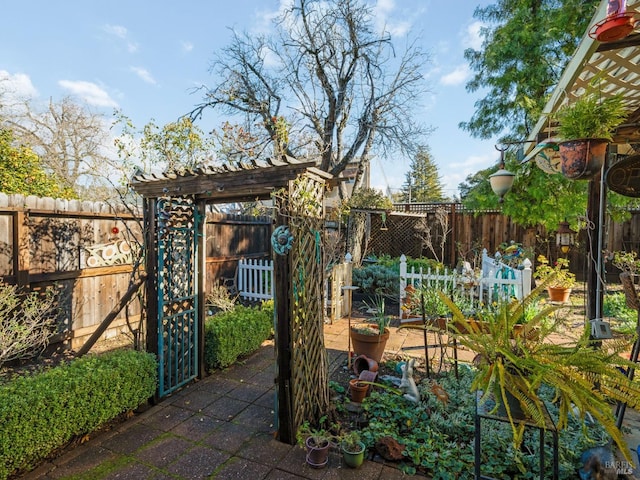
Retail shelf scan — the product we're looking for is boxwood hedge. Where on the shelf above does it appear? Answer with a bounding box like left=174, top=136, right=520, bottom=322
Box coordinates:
left=204, top=302, right=273, bottom=370
left=0, top=349, right=156, bottom=479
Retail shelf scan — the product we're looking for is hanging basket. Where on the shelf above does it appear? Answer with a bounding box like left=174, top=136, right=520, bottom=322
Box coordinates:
left=589, top=13, right=635, bottom=42
left=558, top=138, right=608, bottom=180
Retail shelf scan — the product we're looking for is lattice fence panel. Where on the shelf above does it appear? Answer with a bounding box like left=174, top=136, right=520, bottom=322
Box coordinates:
left=284, top=174, right=330, bottom=430
left=368, top=213, right=424, bottom=259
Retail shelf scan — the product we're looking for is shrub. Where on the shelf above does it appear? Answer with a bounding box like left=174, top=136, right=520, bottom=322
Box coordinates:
left=0, top=281, right=58, bottom=368
left=0, top=349, right=156, bottom=479
left=604, top=292, right=637, bottom=334
left=204, top=304, right=273, bottom=370
left=352, top=264, right=399, bottom=298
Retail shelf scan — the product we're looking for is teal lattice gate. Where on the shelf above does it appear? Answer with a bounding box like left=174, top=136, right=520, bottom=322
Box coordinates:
left=155, top=196, right=201, bottom=397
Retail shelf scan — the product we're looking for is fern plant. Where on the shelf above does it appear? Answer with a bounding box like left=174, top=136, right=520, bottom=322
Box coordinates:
left=404, top=275, right=640, bottom=461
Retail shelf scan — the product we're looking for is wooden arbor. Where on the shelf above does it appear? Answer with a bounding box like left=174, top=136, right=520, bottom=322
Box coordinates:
left=131, top=157, right=332, bottom=444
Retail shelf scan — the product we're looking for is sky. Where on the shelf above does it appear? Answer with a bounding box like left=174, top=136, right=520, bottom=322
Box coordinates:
left=0, top=0, right=498, bottom=199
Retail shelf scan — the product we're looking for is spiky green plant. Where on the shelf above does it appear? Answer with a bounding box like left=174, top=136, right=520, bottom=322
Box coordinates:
left=402, top=275, right=640, bottom=461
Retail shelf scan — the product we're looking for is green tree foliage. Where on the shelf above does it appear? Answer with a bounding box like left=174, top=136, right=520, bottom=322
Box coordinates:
left=461, top=0, right=599, bottom=140
left=114, top=113, right=216, bottom=177
left=459, top=152, right=587, bottom=230
left=400, top=146, right=447, bottom=202
left=0, top=129, right=75, bottom=198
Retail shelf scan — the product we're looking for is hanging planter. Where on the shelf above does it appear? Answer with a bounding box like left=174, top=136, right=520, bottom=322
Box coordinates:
left=558, top=138, right=608, bottom=180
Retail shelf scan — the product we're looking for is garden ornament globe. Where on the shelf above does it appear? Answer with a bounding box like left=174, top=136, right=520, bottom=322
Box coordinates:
left=489, top=145, right=515, bottom=203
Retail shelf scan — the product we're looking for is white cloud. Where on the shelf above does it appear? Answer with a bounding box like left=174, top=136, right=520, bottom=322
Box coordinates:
left=181, top=41, right=194, bottom=53
left=130, top=67, right=156, bottom=85
left=463, top=20, right=484, bottom=51
left=58, top=80, right=118, bottom=108
left=373, top=0, right=412, bottom=37
left=103, top=24, right=127, bottom=40
left=440, top=64, right=469, bottom=86
left=0, top=70, right=38, bottom=98
left=103, top=24, right=138, bottom=53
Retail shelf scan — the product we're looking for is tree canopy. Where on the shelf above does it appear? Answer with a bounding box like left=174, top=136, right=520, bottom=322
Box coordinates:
left=193, top=0, right=432, bottom=199
left=0, top=129, right=75, bottom=198
left=461, top=0, right=599, bottom=141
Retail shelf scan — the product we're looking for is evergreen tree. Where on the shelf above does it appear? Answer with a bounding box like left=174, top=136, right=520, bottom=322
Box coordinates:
left=401, top=147, right=447, bottom=203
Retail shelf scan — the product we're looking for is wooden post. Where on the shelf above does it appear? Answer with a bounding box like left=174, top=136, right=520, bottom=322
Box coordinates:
left=196, top=199, right=207, bottom=379
left=145, top=199, right=159, bottom=358
left=13, top=211, right=30, bottom=287
left=274, top=205, right=294, bottom=444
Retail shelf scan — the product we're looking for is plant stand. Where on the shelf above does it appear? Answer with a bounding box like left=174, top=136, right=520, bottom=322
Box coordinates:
left=474, top=393, right=558, bottom=480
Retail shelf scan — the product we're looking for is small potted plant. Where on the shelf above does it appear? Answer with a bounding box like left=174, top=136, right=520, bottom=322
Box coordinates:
left=340, top=430, right=366, bottom=468
left=296, top=420, right=336, bottom=468
left=534, top=255, right=576, bottom=302
left=350, top=294, right=391, bottom=363
left=555, top=80, right=626, bottom=180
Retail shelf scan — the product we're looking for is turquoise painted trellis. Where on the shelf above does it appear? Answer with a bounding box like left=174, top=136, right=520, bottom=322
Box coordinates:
left=155, top=196, right=202, bottom=397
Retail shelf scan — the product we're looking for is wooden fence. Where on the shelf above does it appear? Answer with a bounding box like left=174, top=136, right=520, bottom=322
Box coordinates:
left=364, top=203, right=640, bottom=279
left=0, top=193, right=143, bottom=350
left=0, top=196, right=273, bottom=350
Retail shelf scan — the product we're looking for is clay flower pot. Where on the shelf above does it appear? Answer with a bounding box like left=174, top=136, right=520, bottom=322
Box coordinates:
left=349, top=379, right=369, bottom=403
left=547, top=286, right=572, bottom=303
left=558, top=138, right=608, bottom=180
left=352, top=355, right=378, bottom=375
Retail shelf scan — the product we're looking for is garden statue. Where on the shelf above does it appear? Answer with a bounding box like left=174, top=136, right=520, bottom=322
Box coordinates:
left=399, top=358, right=420, bottom=403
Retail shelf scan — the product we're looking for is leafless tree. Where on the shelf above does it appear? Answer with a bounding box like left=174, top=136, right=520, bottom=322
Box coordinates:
left=3, top=96, right=117, bottom=198
left=415, top=207, right=450, bottom=264
left=193, top=0, right=432, bottom=200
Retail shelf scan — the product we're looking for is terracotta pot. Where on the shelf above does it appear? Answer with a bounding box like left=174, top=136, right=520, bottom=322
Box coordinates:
left=305, top=436, right=330, bottom=468
left=547, top=286, right=572, bottom=303
left=352, top=355, right=379, bottom=375
left=558, top=138, right=608, bottom=180
left=349, top=378, right=370, bottom=403
left=349, top=326, right=390, bottom=363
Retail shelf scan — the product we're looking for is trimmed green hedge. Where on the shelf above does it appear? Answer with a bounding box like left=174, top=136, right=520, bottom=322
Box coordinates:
left=0, top=349, right=156, bottom=479
left=204, top=303, right=273, bottom=370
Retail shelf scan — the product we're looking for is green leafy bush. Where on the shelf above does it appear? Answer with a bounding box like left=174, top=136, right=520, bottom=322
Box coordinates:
left=604, top=292, right=637, bottom=334
left=204, top=304, right=273, bottom=370
left=352, top=264, right=399, bottom=298
left=360, top=367, right=609, bottom=478
left=0, top=349, right=156, bottom=479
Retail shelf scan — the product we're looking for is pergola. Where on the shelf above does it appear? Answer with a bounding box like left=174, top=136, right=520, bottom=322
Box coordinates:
left=524, top=0, right=640, bottom=322
left=131, top=156, right=332, bottom=444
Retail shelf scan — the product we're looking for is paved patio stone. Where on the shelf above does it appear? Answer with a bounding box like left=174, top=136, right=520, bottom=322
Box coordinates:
left=100, top=461, right=156, bottom=480
left=165, top=445, right=230, bottom=478
left=233, top=403, right=276, bottom=433
left=235, top=433, right=295, bottom=466
left=202, top=395, right=250, bottom=421
left=170, top=412, right=223, bottom=441
left=201, top=421, right=256, bottom=454
left=141, top=404, right=196, bottom=431
left=213, top=456, right=272, bottom=479
left=101, top=422, right=164, bottom=454
left=48, top=446, right=117, bottom=479
left=134, top=435, right=192, bottom=467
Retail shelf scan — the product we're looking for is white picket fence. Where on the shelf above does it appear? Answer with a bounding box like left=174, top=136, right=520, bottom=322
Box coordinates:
left=399, top=250, right=532, bottom=320
left=237, top=258, right=274, bottom=301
